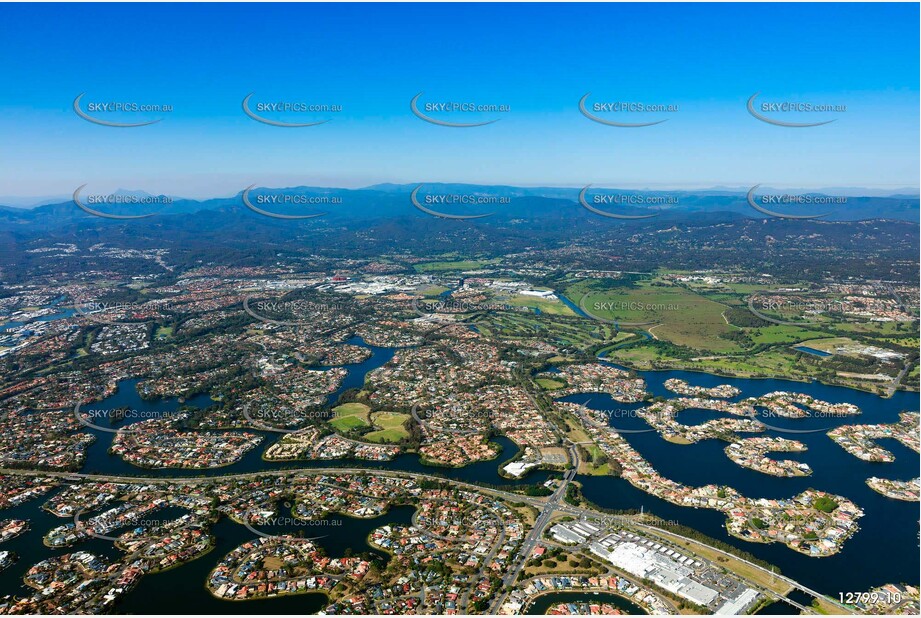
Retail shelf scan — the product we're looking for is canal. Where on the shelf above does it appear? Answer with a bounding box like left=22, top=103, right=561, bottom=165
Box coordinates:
left=4, top=336, right=919, bottom=609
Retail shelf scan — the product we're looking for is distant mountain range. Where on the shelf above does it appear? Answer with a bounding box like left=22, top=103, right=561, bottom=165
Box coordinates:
left=3, top=183, right=916, bottom=209
left=0, top=184, right=917, bottom=229
left=364, top=183, right=921, bottom=199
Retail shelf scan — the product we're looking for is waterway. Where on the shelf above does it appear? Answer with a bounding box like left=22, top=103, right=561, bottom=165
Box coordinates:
left=0, top=493, right=414, bottom=614
left=0, top=296, right=77, bottom=332
left=4, top=338, right=919, bottom=609
left=571, top=365, right=920, bottom=598
left=755, top=599, right=800, bottom=615
left=119, top=504, right=416, bottom=614
left=524, top=590, right=646, bottom=615
left=555, top=292, right=588, bottom=318
left=78, top=339, right=553, bottom=487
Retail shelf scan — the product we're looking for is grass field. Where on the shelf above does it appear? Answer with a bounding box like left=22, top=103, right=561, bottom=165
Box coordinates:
left=748, top=325, right=830, bottom=345
left=605, top=344, right=893, bottom=394
left=563, top=417, right=611, bottom=475
left=419, top=285, right=451, bottom=297
left=522, top=553, right=604, bottom=578
left=794, top=337, right=855, bottom=353
left=364, top=411, right=411, bottom=443
left=879, top=337, right=919, bottom=348
left=595, top=332, right=639, bottom=356
left=155, top=326, right=174, bottom=339
left=719, top=281, right=810, bottom=295
left=563, top=418, right=592, bottom=445
left=536, top=378, right=565, bottom=390
left=513, top=505, right=539, bottom=527
left=414, top=259, right=499, bottom=273
left=578, top=443, right=611, bottom=476
left=605, top=344, right=662, bottom=365
left=568, top=279, right=742, bottom=353
left=748, top=299, right=846, bottom=327
left=262, top=556, right=286, bottom=570
left=504, top=293, right=576, bottom=316
left=567, top=273, right=917, bottom=396
left=329, top=403, right=371, bottom=432
left=836, top=320, right=914, bottom=336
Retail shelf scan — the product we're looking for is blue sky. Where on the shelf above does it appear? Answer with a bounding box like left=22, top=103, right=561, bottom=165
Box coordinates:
left=0, top=3, right=918, bottom=198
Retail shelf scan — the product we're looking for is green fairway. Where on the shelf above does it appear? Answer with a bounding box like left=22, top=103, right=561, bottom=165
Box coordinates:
left=471, top=310, right=617, bottom=350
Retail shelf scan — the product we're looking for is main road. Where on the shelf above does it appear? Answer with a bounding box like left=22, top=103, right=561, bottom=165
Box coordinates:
left=487, top=443, right=579, bottom=614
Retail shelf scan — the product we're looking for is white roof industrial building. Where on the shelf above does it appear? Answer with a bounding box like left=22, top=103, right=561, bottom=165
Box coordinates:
left=589, top=540, right=719, bottom=606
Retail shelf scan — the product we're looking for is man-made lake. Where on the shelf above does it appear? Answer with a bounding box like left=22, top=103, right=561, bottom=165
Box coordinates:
left=792, top=346, right=832, bottom=357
